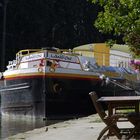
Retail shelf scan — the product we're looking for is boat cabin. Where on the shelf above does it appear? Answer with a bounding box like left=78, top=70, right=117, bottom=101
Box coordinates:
left=6, top=48, right=99, bottom=73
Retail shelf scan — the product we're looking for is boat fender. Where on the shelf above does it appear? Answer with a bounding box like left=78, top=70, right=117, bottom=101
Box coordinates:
left=49, top=67, right=55, bottom=72
left=49, top=61, right=56, bottom=72
left=38, top=59, right=44, bottom=72
left=39, top=59, right=45, bottom=67
left=38, top=67, right=43, bottom=72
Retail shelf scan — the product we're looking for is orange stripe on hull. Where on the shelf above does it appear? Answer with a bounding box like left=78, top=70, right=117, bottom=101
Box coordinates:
left=4, top=73, right=101, bottom=81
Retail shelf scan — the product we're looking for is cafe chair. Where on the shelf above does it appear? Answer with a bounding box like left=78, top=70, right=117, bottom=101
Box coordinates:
left=127, top=113, right=140, bottom=139
left=89, top=91, right=126, bottom=140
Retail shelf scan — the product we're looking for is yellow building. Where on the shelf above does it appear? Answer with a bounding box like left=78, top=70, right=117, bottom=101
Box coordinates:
left=73, top=43, right=132, bottom=68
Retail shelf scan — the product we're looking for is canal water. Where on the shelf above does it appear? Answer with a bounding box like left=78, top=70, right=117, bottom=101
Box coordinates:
left=0, top=115, right=62, bottom=139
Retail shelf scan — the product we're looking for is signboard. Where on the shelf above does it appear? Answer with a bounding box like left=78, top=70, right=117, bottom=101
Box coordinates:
left=47, top=52, right=79, bottom=63
left=21, top=53, right=44, bottom=62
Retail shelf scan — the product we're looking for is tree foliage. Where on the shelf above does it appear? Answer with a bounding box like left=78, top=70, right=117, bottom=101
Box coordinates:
left=91, top=0, right=140, bottom=55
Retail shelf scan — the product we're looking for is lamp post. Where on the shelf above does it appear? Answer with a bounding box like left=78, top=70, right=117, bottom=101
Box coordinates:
left=1, top=0, right=8, bottom=72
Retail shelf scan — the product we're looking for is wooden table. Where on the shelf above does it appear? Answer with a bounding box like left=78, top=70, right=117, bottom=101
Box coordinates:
left=98, top=96, right=140, bottom=138
left=98, top=96, right=140, bottom=116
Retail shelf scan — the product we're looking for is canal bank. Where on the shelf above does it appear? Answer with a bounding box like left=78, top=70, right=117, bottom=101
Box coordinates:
left=5, top=114, right=135, bottom=140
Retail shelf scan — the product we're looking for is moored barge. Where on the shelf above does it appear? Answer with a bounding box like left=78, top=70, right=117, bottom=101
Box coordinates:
left=0, top=48, right=102, bottom=119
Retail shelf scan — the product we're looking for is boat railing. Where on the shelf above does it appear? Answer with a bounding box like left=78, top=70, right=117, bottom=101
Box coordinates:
left=106, top=77, right=139, bottom=96
left=16, top=49, right=41, bottom=63
left=42, top=47, right=72, bottom=54
left=7, top=60, right=17, bottom=70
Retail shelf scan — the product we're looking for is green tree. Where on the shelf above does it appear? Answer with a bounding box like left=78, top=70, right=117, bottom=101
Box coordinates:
left=91, top=0, right=140, bottom=55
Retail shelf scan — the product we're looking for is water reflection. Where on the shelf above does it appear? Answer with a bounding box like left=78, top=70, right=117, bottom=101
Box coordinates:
left=0, top=115, right=63, bottom=139
left=0, top=113, right=87, bottom=139
left=0, top=115, right=44, bottom=139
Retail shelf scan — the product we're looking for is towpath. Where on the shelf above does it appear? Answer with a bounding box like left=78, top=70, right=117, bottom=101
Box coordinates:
left=5, top=114, right=138, bottom=140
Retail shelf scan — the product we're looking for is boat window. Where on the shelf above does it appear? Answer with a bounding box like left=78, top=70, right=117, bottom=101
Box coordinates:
left=21, top=51, right=29, bottom=55
left=58, top=61, right=81, bottom=69
left=78, top=55, right=99, bottom=71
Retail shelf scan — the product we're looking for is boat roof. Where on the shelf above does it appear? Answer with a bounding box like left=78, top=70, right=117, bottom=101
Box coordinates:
left=111, top=44, right=130, bottom=53
left=16, top=49, right=41, bottom=55
left=73, top=44, right=95, bottom=51
left=73, top=43, right=131, bottom=54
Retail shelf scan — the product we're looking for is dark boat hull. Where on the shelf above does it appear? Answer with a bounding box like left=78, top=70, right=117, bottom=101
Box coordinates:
left=0, top=76, right=101, bottom=119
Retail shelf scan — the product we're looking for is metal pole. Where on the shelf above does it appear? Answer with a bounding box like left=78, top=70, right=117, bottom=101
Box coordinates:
left=1, top=0, right=8, bottom=72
